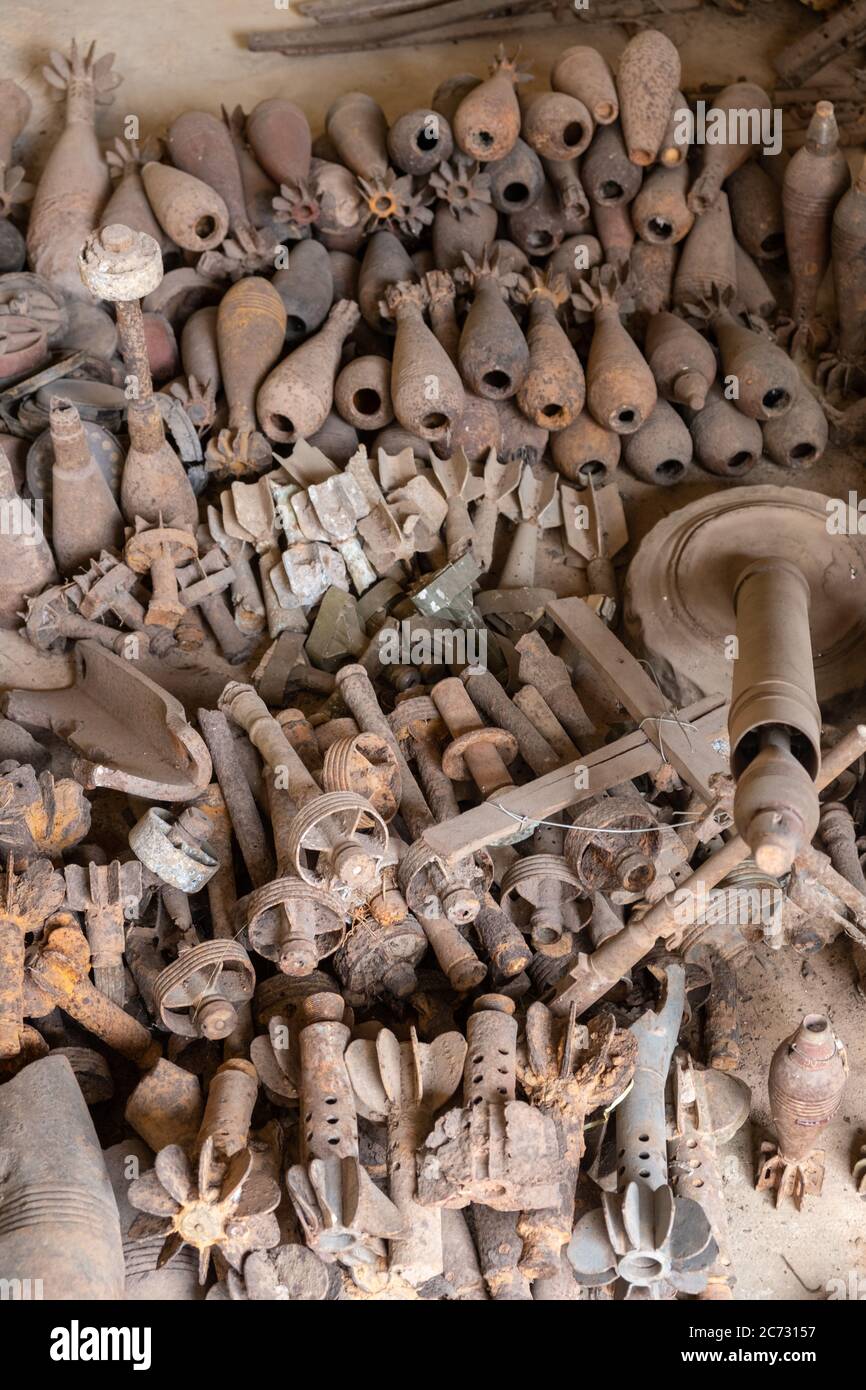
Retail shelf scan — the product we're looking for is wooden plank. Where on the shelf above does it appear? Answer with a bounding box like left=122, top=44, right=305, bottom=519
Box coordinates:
left=249, top=0, right=546, bottom=50
left=773, top=0, right=866, bottom=86
left=547, top=597, right=728, bottom=805
left=421, top=696, right=728, bottom=863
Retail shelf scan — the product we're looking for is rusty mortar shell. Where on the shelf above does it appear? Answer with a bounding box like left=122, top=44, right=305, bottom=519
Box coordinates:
left=548, top=233, right=603, bottom=290
left=578, top=280, right=657, bottom=435
left=617, top=29, right=681, bottom=167
left=622, top=397, right=694, bottom=486
left=29, top=924, right=160, bottom=1068
left=215, top=275, right=287, bottom=441
left=766, top=1014, right=847, bottom=1168
left=552, top=46, right=618, bottom=126
left=590, top=197, right=635, bottom=271
left=762, top=386, right=828, bottom=468
left=659, top=91, right=689, bottom=168
left=0, top=1055, right=124, bottom=1298
left=141, top=160, right=229, bottom=253
left=384, top=280, right=465, bottom=441
left=581, top=122, right=641, bottom=207
left=485, top=137, right=545, bottom=214
left=309, top=410, right=359, bottom=464
left=180, top=305, right=221, bottom=400
left=359, top=229, right=416, bottom=333
left=334, top=354, right=394, bottom=431
left=273, top=239, right=334, bottom=344
left=645, top=311, right=717, bottom=411
left=246, top=97, right=312, bottom=188
left=516, top=273, right=585, bottom=430
left=688, top=83, right=773, bottom=214
left=197, top=1057, right=259, bottom=1160
left=451, top=392, right=502, bottom=463
left=830, top=152, right=866, bottom=365
left=335, top=663, right=434, bottom=839
left=542, top=155, right=590, bottom=219
left=727, top=160, right=785, bottom=262
left=462, top=668, right=560, bottom=776
left=388, top=108, right=453, bottom=175
left=125, top=1058, right=203, bottom=1155
left=432, top=676, right=517, bottom=799
left=473, top=1206, right=532, bottom=1300
left=474, top=892, right=532, bottom=978
left=628, top=240, right=677, bottom=328
left=25, top=42, right=115, bottom=302
left=507, top=178, right=571, bottom=258
left=631, top=161, right=693, bottom=245
left=297, top=991, right=358, bottom=1162
left=257, top=297, right=359, bottom=443
left=685, top=381, right=762, bottom=476
left=326, top=91, right=389, bottom=181
left=550, top=407, right=621, bottom=484
left=729, top=559, right=821, bottom=875
left=464, top=993, right=518, bottom=1104
left=522, top=92, right=593, bottom=162
left=711, top=308, right=799, bottom=421
left=102, top=136, right=173, bottom=254
left=458, top=265, right=529, bottom=401
left=673, top=191, right=738, bottom=308
left=453, top=51, right=524, bottom=163
left=416, top=911, right=487, bottom=992
left=734, top=242, right=776, bottom=322
left=0, top=77, right=31, bottom=178
left=389, top=697, right=460, bottom=825
left=430, top=158, right=497, bottom=272
left=166, top=110, right=255, bottom=244
left=48, top=396, right=123, bottom=574
left=783, top=102, right=850, bottom=347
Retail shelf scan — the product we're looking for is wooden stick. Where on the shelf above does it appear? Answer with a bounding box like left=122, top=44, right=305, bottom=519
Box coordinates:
left=297, top=0, right=452, bottom=23
left=773, top=0, right=866, bottom=87
left=249, top=0, right=546, bottom=50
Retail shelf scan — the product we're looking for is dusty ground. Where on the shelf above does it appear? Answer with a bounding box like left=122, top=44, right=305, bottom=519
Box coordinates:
left=3, top=0, right=865, bottom=1300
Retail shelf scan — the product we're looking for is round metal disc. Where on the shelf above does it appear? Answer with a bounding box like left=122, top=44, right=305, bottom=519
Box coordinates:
left=624, top=485, right=866, bottom=703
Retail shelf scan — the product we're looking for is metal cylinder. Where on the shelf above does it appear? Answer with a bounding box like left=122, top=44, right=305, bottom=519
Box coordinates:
left=729, top=560, right=821, bottom=873
left=767, top=1014, right=847, bottom=1165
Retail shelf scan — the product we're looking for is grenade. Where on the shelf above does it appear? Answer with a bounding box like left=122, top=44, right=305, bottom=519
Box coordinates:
left=645, top=311, right=718, bottom=411
left=727, top=160, right=785, bottom=262
left=430, top=157, right=497, bottom=271
left=551, top=46, right=619, bottom=126
left=49, top=397, right=124, bottom=573
left=453, top=50, right=526, bottom=163
left=383, top=280, right=465, bottom=442
left=622, top=398, right=693, bottom=485
left=550, top=408, right=621, bottom=484
left=757, top=1014, right=847, bottom=1209
left=257, top=298, right=359, bottom=443
left=688, top=83, right=773, bottom=214
left=631, top=161, right=693, bottom=245
left=782, top=102, right=849, bottom=356
left=573, top=266, right=657, bottom=434
left=673, top=191, right=737, bottom=308
left=141, top=161, right=229, bottom=252
left=514, top=269, right=585, bottom=430
left=26, top=41, right=120, bottom=301
left=617, top=28, right=681, bottom=167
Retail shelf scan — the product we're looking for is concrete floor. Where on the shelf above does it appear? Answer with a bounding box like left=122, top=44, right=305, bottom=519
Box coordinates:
left=3, top=0, right=865, bottom=1301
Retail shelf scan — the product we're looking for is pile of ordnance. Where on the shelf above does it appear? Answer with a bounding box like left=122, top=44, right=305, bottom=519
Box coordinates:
left=0, top=24, right=865, bottom=1302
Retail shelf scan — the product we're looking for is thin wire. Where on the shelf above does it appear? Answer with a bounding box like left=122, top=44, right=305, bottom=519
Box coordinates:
left=490, top=803, right=704, bottom=835
left=635, top=659, right=698, bottom=763
left=585, top=1077, right=635, bottom=1130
